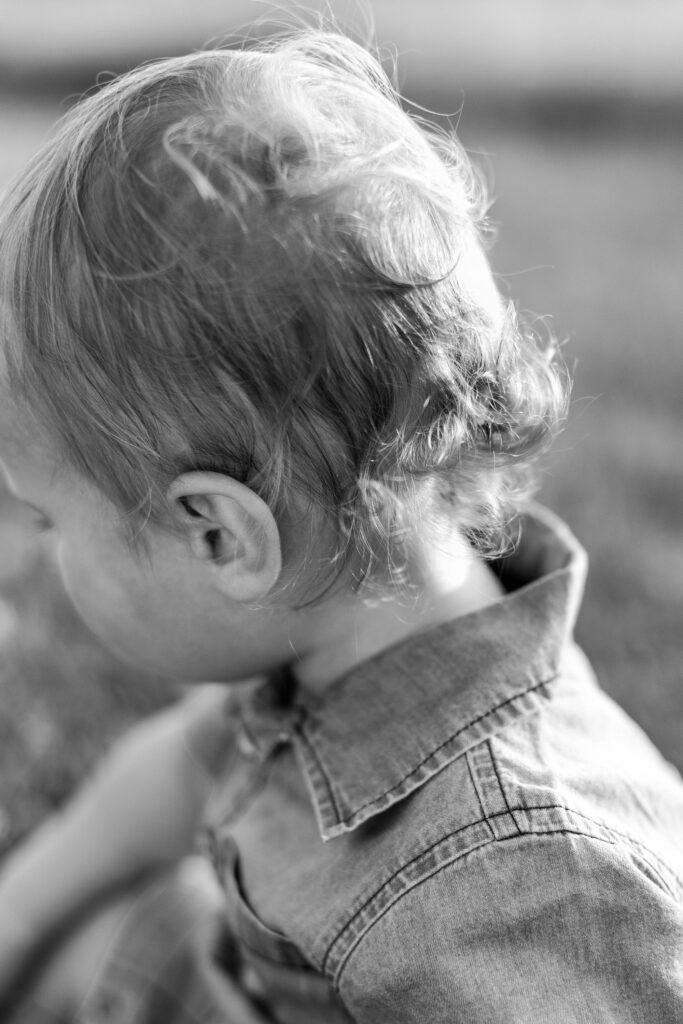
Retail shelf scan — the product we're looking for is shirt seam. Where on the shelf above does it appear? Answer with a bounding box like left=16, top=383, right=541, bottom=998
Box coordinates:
left=325, top=803, right=683, bottom=984
left=465, top=750, right=489, bottom=824
left=510, top=802, right=683, bottom=896
left=306, top=674, right=554, bottom=829
left=330, top=824, right=614, bottom=988
left=481, top=738, right=682, bottom=895
left=487, top=738, right=522, bottom=835
left=322, top=815, right=495, bottom=977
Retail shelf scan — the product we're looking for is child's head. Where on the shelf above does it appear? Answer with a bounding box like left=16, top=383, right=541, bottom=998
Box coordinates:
left=0, top=31, right=565, bottom=677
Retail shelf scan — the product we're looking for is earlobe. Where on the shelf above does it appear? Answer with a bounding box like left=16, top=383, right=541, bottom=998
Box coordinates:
left=167, top=472, right=282, bottom=602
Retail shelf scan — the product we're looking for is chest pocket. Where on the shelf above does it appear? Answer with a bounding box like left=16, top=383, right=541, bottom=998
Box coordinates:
left=216, top=839, right=355, bottom=1024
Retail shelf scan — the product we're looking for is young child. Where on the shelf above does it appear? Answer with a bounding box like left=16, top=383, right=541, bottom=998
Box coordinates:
left=0, top=29, right=682, bottom=1024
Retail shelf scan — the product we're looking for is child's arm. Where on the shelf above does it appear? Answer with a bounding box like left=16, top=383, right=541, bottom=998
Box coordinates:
left=0, top=683, right=237, bottom=991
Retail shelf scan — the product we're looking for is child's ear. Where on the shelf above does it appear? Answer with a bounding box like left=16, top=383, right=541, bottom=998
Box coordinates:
left=166, top=472, right=282, bottom=602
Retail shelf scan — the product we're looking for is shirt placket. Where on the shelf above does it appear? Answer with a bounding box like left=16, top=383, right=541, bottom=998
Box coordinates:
left=200, top=691, right=301, bottom=875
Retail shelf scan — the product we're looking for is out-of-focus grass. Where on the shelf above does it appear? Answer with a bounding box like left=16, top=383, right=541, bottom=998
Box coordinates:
left=0, top=104, right=681, bottom=856
left=480, top=129, right=683, bottom=769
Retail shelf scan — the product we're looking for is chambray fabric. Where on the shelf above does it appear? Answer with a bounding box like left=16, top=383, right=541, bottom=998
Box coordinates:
left=76, top=505, right=683, bottom=1023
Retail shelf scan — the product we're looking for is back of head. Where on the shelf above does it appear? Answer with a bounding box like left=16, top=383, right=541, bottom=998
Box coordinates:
left=0, top=30, right=566, bottom=601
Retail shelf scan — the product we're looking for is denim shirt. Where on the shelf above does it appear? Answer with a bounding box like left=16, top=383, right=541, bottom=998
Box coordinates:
left=202, top=505, right=683, bottom=1024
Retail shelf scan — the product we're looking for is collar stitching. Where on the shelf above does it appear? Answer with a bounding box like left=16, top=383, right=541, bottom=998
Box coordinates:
left=296, top=719, right=344, bottom=825
left=325, top=673, right=555, bottom=828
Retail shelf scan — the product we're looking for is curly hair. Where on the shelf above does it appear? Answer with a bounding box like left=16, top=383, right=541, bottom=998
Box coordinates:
left=0, top=30, right=567, bottom=600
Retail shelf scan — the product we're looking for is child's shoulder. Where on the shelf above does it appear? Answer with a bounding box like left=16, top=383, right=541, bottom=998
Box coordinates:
left=291, top=502, right=683, bottom=888
left=201, top=505, right=683, bottom=1019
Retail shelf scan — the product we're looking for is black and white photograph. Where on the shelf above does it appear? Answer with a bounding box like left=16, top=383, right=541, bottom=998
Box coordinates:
left=0, top=2, right=682, bottom=1020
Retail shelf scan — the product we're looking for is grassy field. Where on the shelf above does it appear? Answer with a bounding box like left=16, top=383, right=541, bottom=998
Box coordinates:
left=0, top=97, right=682, bottom=855
left=483, top=127, right=683, bottom=773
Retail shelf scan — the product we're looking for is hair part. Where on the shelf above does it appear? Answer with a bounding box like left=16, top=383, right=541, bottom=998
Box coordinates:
left=0, top=30, right=568, bottom=602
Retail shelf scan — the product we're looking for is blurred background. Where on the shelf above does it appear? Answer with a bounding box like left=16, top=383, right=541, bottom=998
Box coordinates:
left=1, top=0, right=682, bottom=852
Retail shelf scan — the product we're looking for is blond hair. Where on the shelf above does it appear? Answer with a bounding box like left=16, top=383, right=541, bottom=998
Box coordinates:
left=0, top=31, right=566, bottom=598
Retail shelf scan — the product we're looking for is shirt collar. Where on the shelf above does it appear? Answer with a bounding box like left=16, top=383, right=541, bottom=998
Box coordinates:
left=242, top=504, right=588, bottom=842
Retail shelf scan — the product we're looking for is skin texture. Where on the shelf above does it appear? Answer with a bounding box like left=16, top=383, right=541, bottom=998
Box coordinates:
left=0, top=399, right=504, bottom=693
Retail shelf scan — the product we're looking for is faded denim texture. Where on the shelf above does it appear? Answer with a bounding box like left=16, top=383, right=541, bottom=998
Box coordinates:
left=76, top=506, right=683, bottom=1023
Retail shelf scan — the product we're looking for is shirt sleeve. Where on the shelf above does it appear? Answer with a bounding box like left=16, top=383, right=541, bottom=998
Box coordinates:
left=338, top=831, right=683, bottom=1024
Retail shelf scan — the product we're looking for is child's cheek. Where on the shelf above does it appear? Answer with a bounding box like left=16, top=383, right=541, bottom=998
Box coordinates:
left=54, top=532, right=200, bottom=674
left=55, top=536, right=140, bottom=645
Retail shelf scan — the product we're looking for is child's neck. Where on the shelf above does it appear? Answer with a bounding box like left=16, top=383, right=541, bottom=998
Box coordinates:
left=290, top=531, right=504, bottom=695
